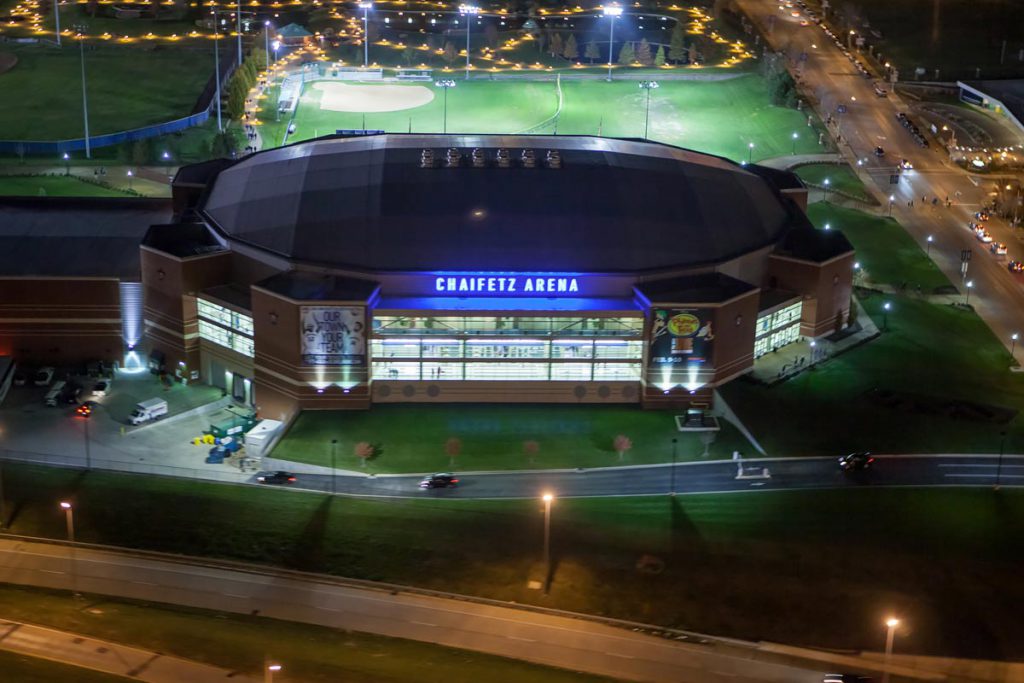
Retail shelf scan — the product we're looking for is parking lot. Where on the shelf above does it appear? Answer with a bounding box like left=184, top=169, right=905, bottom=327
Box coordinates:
left=0, top=367, right=251, bottom=482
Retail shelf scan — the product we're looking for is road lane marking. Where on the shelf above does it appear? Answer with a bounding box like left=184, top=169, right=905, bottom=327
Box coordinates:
left=315, top=606, right=341, bottom=612
left=944, top=474, right=1024, bottom=479
left=507, top=635, right=536, bottom=642
left=607, top=652, right=635, bottom=659
left=939, top=464, right=1024, bottom=469
left=38, top=570, right=64, bottom=575
left=131, top=581, right=157, bottom=586
left=410, top=620, right=437, bottom=627
left=224, top=593, right=248, bottom=598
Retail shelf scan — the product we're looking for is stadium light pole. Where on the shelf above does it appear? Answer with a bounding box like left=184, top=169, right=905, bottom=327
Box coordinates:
left=888, top=194, right=895, bottom=216
left=74, top=25, right=91, bottom=159
left=264, top=21, right=270, bottom=69
left=603, top=5, right=622, bottom=82
left=235, top=0, right=242, bottom=65
left=882, top=301, right=891, bottom=331
left=639, top=80, right=658, bottom=140
left=460, top=4, right=480, bottom=80
left=359, top=2, right=373, bottom=68
left=434, top=79, right=456, bottom=133
left=272, top=39, right=280, bottom=63
left=54, top=0, right=61, bottom=46
left=214, top=17, right=223, bottom=133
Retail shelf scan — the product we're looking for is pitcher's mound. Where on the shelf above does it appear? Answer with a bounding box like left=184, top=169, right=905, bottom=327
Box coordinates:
left=313, top=81, right=434, bottom=113
left=0, top=52, right=18, bottom=75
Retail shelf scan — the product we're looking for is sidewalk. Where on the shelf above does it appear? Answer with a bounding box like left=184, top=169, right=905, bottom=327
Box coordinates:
left=0, top=618, right=256, bottom=682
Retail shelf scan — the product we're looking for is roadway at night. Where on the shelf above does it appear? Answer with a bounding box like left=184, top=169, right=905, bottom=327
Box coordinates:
left=256, top=454, right=1024, bottom=498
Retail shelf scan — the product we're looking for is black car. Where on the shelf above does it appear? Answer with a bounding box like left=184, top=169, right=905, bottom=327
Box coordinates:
left=838, top=452, right=875, bottom=471
left=824, top=675, right=873, bottom=683
left=419, top=473, right=459, bottom=489
left=874, top=146, right=885, bottom=157
left=257, top=471, right=297, bottom=485
left=61, top=383, right=82, bottom=404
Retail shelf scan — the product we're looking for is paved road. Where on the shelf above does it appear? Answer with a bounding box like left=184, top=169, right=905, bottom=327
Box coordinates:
left=0, top=617, right=255, bottom=682
left=257, top=454, right=1024, bottom=498
left=740, top=0, right=1024, bottom=362
left=0, top=538, right=936, bottom=683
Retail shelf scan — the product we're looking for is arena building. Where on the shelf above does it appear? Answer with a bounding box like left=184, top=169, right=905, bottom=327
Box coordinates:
left=139, top=133, right=854, bottom=419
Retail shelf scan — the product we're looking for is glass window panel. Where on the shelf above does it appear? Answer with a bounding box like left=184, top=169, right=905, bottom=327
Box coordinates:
left=594, top=340, right=643, bottom=359
left=464, top=362, right=549, bottom=381
left=551, top=340, right=594, bottom=359
left=376, top=340, right=421, bottom=358
left=550, top=363, right=592, bottom=380
left=421, top=340, right=462, bottom=358
left=593, top=363, right=642, bottom=380
left=464, top=341, right=547, bottom=359
left=372, top=361, right=421, bottom=380
left=422, top=362, right=464, bottom=380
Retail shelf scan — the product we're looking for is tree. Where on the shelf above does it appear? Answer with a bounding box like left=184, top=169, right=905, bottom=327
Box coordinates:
left=484, top=21, right=498, bottom=49
left=613, top=434, right=632, bottom=461
left=635, top=38, right=652, bottom=66
left=584, top=41, right=600, bottom=64
left=668, top=22, right=687, bottom=64
left=654, top=45, right=666, bottom=67
left=688, top=43, right=699, bottom=65
left=445, top=437, right=462, bottom=467
left=563, top=33, right=578, bottom=61
left=442, top=41, right=457, bottom=65
left=523, top=440, right=540, bottom=464
left=548, top=31, right=563, bottom=58
left=209, top=131, right=234, bottom=159
left=700, top=431, right=717, bottom=458
left=131, top=138, right=153, bottom=166
left=617, top=41, right=635, bottom=65
left=250, top=46, right=268, bottom=72
left=354, top=441, right=375, bottom=467
left=227, top=77, right=247, bottom=119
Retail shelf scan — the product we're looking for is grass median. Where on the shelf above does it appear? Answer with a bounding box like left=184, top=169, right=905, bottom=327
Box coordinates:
left=3, top=462, right=1024, bottom=659
left=0, top=584, right=613, bottom=683
left=272, top=404, right=753, bottom=472
left=0, top=650, right=130, bottom=683
left=794, top=163, right=873, bottom=203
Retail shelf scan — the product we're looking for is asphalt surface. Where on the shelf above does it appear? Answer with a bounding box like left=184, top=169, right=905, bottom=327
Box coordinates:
left=254, top=454, right=1024, bottom=498
left=740, top=0, right=1024, bottom=361
left=0, top=538, right=918, bottom=683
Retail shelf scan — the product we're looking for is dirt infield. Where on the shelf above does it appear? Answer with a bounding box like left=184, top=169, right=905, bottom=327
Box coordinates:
left=312, top=81, right=434, bottom=113
left=0, top=52, right=18, bottom=75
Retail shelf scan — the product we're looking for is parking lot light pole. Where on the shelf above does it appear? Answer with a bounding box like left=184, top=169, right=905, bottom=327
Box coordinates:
left=747, top=141, right=754, bottom=163
left=74, top=25, right=91, bottom=159
left=60, top=501, right=75, bottom=542
left=791, top=131, right=798, bottom=155
left=965, top=279, right=974, bottom=306
left=823, top=177, right=830, bottom=201
left=882, top=301, right=891, bottom=331
left=603, top=6, right=622, bottom=82
left=54, top=0, right=61, bottom=46
left=639, top=80, right=658, bottom=140
left=359, top=2, right=372, bottom=68
left=882, top=618, right=899, bottom=683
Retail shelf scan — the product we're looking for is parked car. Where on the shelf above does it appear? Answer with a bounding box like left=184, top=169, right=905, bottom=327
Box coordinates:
left=419, top=473, right=460, bottom=489
left=257, top=471, right=297, bottom=485
left=91, top=379, right=112, bottom=398
left=33, top=366, right=55, bottom=387
left=838, top=452, right=874, bottom=471
left=60, top=382, right=82, bottom=405
left=13, top=369, right=28, bottom=387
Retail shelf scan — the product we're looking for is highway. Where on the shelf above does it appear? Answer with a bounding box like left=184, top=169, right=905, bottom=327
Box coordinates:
left=257, top=454, right=1024, bottom=498
left=0, top=537, right=925, bottom=683
left=738, top=0, right=1024, bottom=360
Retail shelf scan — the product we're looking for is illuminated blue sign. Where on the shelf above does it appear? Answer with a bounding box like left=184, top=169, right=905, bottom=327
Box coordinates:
left=434, top=274, right=581, bottom=296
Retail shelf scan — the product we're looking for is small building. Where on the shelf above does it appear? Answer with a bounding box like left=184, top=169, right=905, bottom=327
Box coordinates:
left=277, top=23, right=312, bottom=47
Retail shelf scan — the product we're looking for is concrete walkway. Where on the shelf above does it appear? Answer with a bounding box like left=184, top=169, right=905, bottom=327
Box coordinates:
left=0, top=618, right=256, bottom=682
left=758, top=152, right=842, bottom=170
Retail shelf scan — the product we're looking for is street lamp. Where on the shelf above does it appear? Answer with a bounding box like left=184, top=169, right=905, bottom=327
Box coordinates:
left=747, top=141, right=754, bottom=163
left=670, top=437, right=678, bottom=495
left=126, top=169, right=133, bottom=191
left=541, top=492, right=554, bottom=587
left=59, top=501, right=75, bottom=542
left=264, top=20, right=271, bottom=69
left=62, top=152, right=70, bottom=176
left=359, top=2, right=372, bottom=68
left=434, top=79, right=456, bottom=133
left=823, top=177, right=830, bottom=201
left=1012, top=333, right=1019, bottom=360
left=265, top=663, right=282, bottom=683
left=882, top=301, right=891, bottom=331
left=791, top=131, right=798, bottom=155
left=639, top=80, right=659, bottom=140
left=965, top=279, right=974, bottom=306
left=211, top=12, right=223, bottom=132
left=272, top=39, right=280, bottom=63
left=926, top=235, right=933, bottom=255
left=882, top=617, right=899, bottom=683
left=888, top=194, right=895, bottom=216
left=459, top=4, right=480, bottom=80
left=235, top=0, right=242, bottom=66
left=73, top=25, right=91, bottom=159
left=603, top=5, right=623, bottom=82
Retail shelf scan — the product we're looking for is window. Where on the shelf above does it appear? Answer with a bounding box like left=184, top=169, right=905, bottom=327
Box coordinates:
left=198, top=320, right=254, bottom=358
left=198, top=299, right=253, bottom=336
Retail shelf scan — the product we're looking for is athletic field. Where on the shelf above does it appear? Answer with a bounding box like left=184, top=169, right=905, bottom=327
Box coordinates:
left=265, top=74, right=825, bottom=163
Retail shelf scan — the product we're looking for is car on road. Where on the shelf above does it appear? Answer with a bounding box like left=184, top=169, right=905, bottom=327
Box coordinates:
left=76, top=401, right=95, bottom=418
left=1009, top=260, right=1024, bottom=273
left=419, top=473, right=460, bottom=489
left=256, top=471, right=297, bottom=485
left=991, top=242, right=1008, bottom=256
left=33, top=366, right=55, bottom=386
left=823, top=675, right=873, bottom=683
left=976, top=229, right=994, bottom=243
left=873, top=146, right=885, bottom=157
left=873, top=83, right=887, bottom=97
left=91, top=379, right=112, bottom=398
left=899, top=158, right=913, bottom=170
left=838, top=452, right=875, bottom=472
left=976, top=211, right=990, bottom=221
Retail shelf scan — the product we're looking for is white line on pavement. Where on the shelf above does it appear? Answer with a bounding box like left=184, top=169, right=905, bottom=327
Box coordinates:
left=507, top=635, right=535, bottom=642
left=410, top=620, right=437, bottom=627
left=944, top=473, right=1024, bottom=479
left=608, top=652, right=636, bottom=659
left=38, top=569, right=64, bottom=575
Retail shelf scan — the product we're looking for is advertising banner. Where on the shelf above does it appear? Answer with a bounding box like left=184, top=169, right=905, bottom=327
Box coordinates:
left=647, top=308, right=714, bottom=370
left=300, top=306, right=366, bottom=366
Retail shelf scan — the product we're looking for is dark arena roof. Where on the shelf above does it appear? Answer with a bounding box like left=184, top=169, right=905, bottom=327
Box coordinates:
left=200, top=134, right=801, bottom=274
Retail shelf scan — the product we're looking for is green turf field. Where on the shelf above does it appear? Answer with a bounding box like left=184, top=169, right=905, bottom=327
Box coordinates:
left=272, top=404, right=753, bottom=472
left=0, top=174, right=133, bottom=196
left=0, top=45, right=212, bottom=139
left=794, top=162, right=873, bottom=202
left=268, top=74, right=826, bottom=163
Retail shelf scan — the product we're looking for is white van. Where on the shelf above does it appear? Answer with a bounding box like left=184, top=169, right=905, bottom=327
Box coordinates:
left=129, top=398, right=169, bottom=425
left=44, top=380, right=66, bottom=407
left=873, top=82, right=888, bottom=97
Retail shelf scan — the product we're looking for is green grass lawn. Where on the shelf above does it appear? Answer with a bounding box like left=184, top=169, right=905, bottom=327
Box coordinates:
left=4, top=462, right=1024, bottom=659
left=806, top=203, right=951, bottom=292
left=269, top=74, right=826, bottom=163
left=0, top=174, right=132, bottom=196
left=272, top=404, right=753, bottom=472
left=0, top=650, right=130, bottom=683
left=0, top=585, right=612, bottom=683
left=0, top=45, right=213, bottom=139
left=794, top=163, right=873, bottom=202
